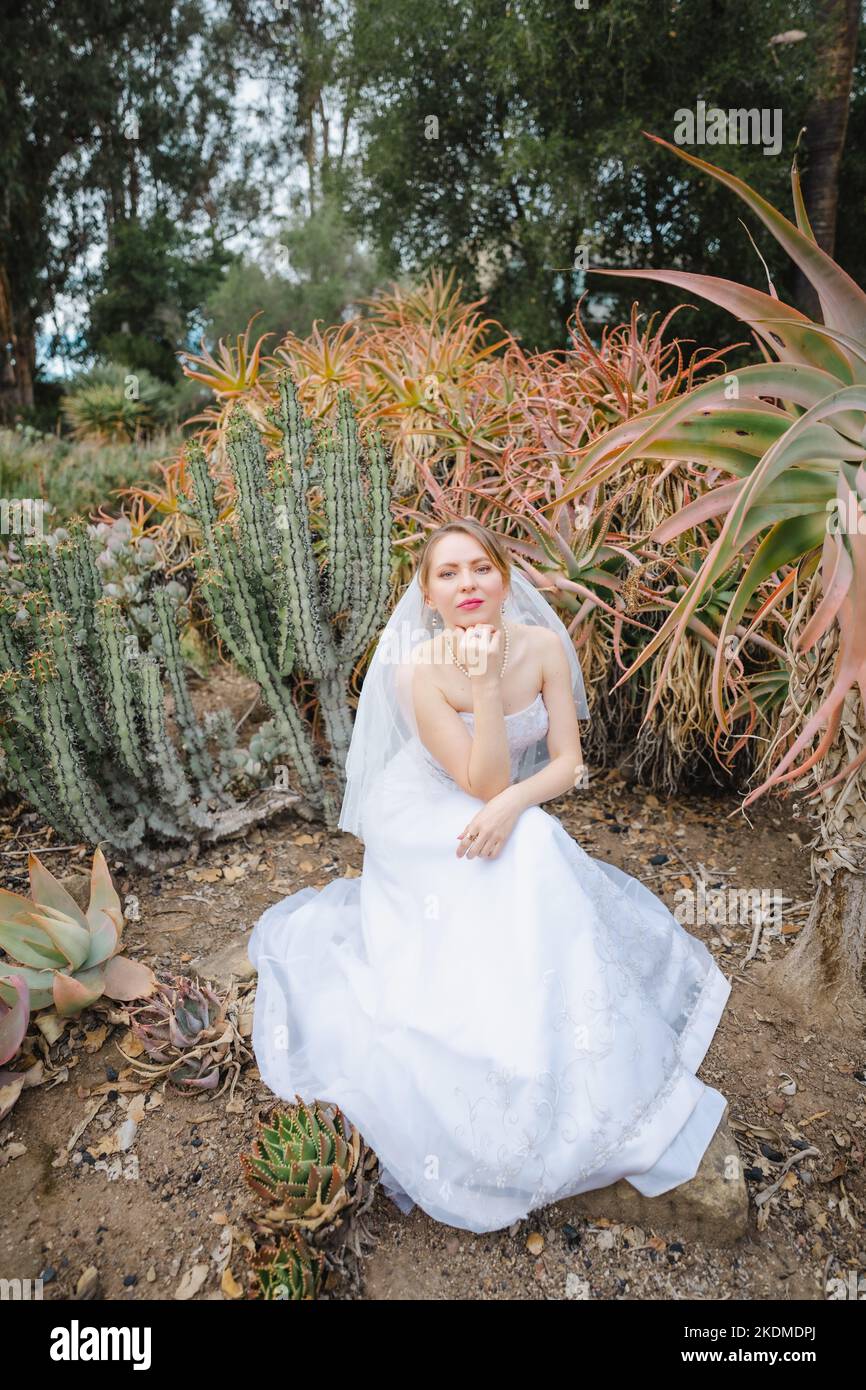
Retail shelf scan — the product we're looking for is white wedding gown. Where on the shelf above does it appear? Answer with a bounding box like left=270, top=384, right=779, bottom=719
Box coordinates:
left=248, top=692, right=731, bottom=1234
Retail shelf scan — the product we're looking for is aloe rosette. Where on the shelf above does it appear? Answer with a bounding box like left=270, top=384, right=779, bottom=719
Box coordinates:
left=123, top=972, right=238, bottom=1091
left=0, top=847, right=156, bottom=1017
left=585, top=133, right=866, bottom=809
left=247, top=1228, right=326, bottom=1300
left=241, top=1099, right=361, bottom=1228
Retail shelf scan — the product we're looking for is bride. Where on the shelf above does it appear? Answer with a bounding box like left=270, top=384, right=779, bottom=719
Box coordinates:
left=248, top=519, right=732, bottom=1234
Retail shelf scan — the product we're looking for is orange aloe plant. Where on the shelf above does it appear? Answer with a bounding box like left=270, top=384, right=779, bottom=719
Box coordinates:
left=586, top=132, right=866, bottom=1016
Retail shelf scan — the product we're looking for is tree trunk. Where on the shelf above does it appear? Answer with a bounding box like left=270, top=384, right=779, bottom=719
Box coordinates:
left=770, top=860, right=866, bottom=1034
left=792, top=0, right=860, bottom=317
left=0, top=265, right=36, bottom=420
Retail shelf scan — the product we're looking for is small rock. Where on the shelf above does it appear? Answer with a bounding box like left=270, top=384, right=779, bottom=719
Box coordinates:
left=759, top=1143, right=784, bottom=1162
left=190, top=940, right=256, bottom=988
left=75, top=1266, right=100, bottom=1300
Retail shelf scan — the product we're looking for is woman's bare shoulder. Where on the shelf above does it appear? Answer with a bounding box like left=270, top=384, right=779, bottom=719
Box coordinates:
left=517, top=623, right=559, bottom=657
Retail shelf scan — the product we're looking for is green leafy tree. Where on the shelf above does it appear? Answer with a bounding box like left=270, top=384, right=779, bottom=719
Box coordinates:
left=204, top=184, right=381, bottom=346
left=0, top=0, right=264, bottom=420
left=343, top=0, right=837, bottom=352
left=88, top=212, right=231, bottom=382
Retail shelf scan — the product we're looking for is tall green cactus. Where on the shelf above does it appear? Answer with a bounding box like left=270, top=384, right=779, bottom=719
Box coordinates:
left=0, top=517, right=288, bottom=867
left=187, top=370, right=393, bottom=827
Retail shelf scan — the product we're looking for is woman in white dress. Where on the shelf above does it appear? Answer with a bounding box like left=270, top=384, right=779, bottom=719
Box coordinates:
left=248, top=519, right=731, bottom=1234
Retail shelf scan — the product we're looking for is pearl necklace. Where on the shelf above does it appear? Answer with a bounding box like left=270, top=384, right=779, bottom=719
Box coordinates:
left=446, top=621, right=510, bottom=679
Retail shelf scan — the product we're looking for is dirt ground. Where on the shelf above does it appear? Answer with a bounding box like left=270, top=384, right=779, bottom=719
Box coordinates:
left=1, top=761, right=864, bottom=1301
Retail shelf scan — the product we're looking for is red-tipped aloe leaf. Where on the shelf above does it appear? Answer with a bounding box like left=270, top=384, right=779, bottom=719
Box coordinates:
left=0, top=975, right=29, bottom=1066
left=27, top=853, right=89, bottom=931
left=87, top=847, right=123, bottom=935
left=589, top=267, right=853, bottom=381
left=53, top=966, right=106, bottom=1018
left=640, top=132, right=866, bottom=342
left=567, top=362, right=848, bottom=508
left=0, top=966, right=55, bottom=1012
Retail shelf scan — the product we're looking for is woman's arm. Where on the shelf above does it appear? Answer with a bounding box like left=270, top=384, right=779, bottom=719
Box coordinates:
left=412, top=648, right=512, bottom=799
left=495, top=627, right=584, bottom=814
left=454, top=630, right=586, bottom=859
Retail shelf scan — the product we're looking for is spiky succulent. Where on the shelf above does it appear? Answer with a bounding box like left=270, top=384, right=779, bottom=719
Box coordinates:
left=246, top=1229, right=326, bottom=1300
left=241, top=1099, right=361, bottom=1228
left=0, top=847, right=155, bottom=1017
left=589, top=133, right=866, bottom=808
left=122, top=972, right=237, bottom=1091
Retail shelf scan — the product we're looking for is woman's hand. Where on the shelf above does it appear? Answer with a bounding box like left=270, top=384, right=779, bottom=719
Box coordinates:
left=449, top=623, right=503, bottom=691
left=456, top=789, right=520, bottom=859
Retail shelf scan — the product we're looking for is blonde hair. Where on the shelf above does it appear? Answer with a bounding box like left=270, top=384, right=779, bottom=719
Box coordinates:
left=417, top=520, right=511, bottom=603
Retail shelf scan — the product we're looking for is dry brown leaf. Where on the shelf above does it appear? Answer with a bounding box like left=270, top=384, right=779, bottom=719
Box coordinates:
left=83, top=1025, right=108, bottom=1053
left=127, top=1093, right=147, bottom=1124
left=221, top=1267, right=243, bottom=1299
left=117, top=1030, right=145, bottom=1058
left=175, top=1263, right=209, bottom=1300
left=53, top=1096, right=107, bottom=1167
left=35, top=1011, right=67, bottom=1045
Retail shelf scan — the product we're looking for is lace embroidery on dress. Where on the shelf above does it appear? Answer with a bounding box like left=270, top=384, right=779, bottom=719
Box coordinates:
left=446, top=737, right=721, bottom=1207
left=451, top=966, right=720, bottom=1209
left=404, top=690, right=721, bottom=1211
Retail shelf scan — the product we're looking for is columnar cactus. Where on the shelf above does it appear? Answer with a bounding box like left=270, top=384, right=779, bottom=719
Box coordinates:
left=0, top=518, right=288, bottom=866
left=187, top=369, right=393, bottom=826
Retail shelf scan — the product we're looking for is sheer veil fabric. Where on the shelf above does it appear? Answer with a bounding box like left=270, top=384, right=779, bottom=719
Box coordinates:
left=336, top=566, right=589, bottom=842
left=248, top=565, right=731, bottom=1233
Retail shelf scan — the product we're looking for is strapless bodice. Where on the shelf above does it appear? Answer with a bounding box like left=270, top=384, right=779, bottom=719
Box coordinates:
left=412, top=692, right=549, bottom=788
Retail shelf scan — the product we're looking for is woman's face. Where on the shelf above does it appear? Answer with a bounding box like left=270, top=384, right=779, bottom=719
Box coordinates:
left=424, top=533, right=508, bottom=631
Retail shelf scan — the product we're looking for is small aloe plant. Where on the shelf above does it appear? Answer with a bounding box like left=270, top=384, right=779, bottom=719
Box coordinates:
left=241, top=1099, right=361, bottom=1228
left=246, top=1228, right=326, bottom=1300
left=122, top=973, right=242, bottom=1092
left=0, top=847, right=155, bottom=1017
